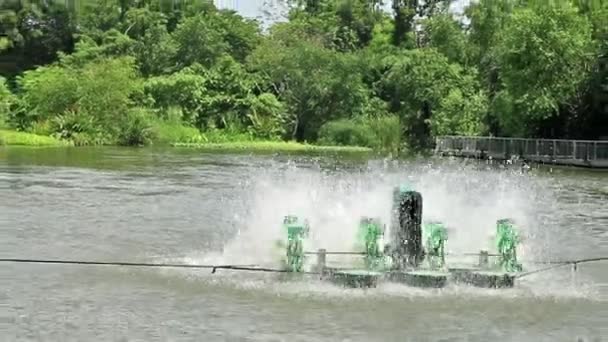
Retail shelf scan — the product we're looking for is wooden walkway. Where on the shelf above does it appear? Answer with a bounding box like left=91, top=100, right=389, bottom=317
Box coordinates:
left=434, top=136, right=608, bottom=169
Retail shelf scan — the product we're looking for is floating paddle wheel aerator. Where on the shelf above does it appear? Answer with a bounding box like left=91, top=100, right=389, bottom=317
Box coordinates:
left=277, top=184, right=525, bottom=289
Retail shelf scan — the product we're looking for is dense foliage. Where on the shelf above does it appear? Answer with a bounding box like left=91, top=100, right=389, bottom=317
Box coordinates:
left=0, top=0, right=606, bottom=150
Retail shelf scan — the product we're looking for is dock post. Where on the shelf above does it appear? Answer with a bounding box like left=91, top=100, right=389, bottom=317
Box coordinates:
left=594, top=142, right=597, bottom=160
left=571, top=262, right=578, bottom=286
left=478, top=250, right=489, bottom=269
left=316, top=249, right=327, bottom=277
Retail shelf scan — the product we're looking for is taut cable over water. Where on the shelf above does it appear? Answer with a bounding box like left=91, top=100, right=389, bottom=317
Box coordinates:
left=515, top=257, right=608, bottom=279
left=3, top=184, right=606, bottom=289
left=0, top=258, right=316, bottom=274
left=2, top=256, right=606, bottom=280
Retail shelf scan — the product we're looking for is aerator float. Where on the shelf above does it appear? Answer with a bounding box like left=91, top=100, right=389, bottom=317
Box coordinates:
left=278, top=185, right=525, bottom=289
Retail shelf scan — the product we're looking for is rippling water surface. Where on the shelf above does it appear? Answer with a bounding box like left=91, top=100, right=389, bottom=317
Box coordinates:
left=1, top=147, right=607, bottom=341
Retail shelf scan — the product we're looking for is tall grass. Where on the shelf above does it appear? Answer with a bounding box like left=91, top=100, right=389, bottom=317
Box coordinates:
left=0, top=129, right=72, bottom=147
left=318, top=115, right=402, bottom=155
left=152, top=121, right=204, bottom=144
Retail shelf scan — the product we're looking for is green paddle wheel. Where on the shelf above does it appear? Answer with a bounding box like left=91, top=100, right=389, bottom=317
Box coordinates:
left=282, top=215, right=310, bottom=272
left=356, top=217, right=390, bottom=271
left=496, top=218, right=522, bottom=273
left=422, top=221, right=448, bottom=270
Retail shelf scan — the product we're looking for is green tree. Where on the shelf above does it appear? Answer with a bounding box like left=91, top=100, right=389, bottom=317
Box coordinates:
left=1, top=0, right=606, bottom=148
left=132, top=23, right=177, bottom=76
left=171, top=14, right=229, bottom=68
left=568, top=0, right=608, bottom=139
left=171, top=10, right=260, bottom=69
left=216, top=11, right=262, bottom=63
left=249, top=35, right=370, bottom=141
left=144, top=68, right=207, bottom=125
left=382, top=48, right=487, bottom=147
left=333, top=0, right=387, bottom=50
left=145, top=56, right=258, bottom=130
left=57, top=30, right=136, bottom=68
left=77, top=0, right=123, bottom=41
left=420, top=13, right=468, bottom=65
left=492, top=3, right=595, bottom=136
left=247, top=93, right=288, bottom=139
left=196, top=56, right=258, bottom=130
left=0, top=0, right=76, bottom=77
left=17, top=56, right=144, bottom=142
left=463, top=0, right=515, bottom=134
left=391, top=0, right=417, bottom=48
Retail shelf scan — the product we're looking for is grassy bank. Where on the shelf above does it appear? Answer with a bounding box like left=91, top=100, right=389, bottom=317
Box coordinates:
left=0, top=129, right=373, bottom=154
left=173, top=141, right=373, bottom=154
left=0, top=130, right=71, bottom=147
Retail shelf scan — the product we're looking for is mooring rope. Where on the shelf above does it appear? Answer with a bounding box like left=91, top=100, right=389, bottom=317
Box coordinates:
left=0, top=258, right=320, bottom=275
left=1, top=257, right=606, bottom=279
left=515, top=257, right=608, bottom=279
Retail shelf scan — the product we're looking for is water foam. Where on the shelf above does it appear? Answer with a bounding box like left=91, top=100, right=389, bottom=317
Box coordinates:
left=169, top=157, right=602, bottom=301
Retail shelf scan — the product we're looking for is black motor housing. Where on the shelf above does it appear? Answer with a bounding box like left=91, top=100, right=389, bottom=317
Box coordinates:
left=388, top=187, right=424, bottom=269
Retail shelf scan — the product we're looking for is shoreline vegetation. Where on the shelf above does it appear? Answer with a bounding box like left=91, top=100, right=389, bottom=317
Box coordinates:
left=0, top=129, right=373, bottom=154
left=0, top=129, right=71, bottom=147
left=0, top=1, right=605, bottom=155
left=172, top=141, right=372, bottom=153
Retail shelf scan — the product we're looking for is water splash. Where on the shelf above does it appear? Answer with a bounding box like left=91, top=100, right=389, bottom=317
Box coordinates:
left=168, top=157, right=604, bottom=301
left=202, top=158, right=544, bottom=266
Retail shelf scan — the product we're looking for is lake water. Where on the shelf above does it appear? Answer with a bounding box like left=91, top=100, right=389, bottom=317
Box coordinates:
left=1, top=147, right=607, bottom=341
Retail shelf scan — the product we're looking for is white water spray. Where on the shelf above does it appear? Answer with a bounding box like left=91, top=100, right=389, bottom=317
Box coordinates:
left=168, top=157, right=601, bottom=300
left=209, top=158, right=542, bottom=267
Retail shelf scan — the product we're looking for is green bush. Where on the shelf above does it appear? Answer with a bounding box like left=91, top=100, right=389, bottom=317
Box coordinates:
left=318, top=119, right=375, bottom=147
left=42, top=110, right=112, bottom=146
left=152, top=121, right=203, bottom=145
left=143, top=70, right=207, bottom=125
left=366, top=115, right=402, bottom=155
left=317, top=115, right=401, bottom=154
left=16, top=56, right=144, bottom=144
left=117, top=108, right=157, bottom=146
left=17, top=65, right=79, bottom=125
left=49, top=110, right=96, bottom=141
left=0, top=77, right=15, bottom=128
left=246, top=93, right=287, bottom=140
left=28, top=120, right=54, bottom=136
